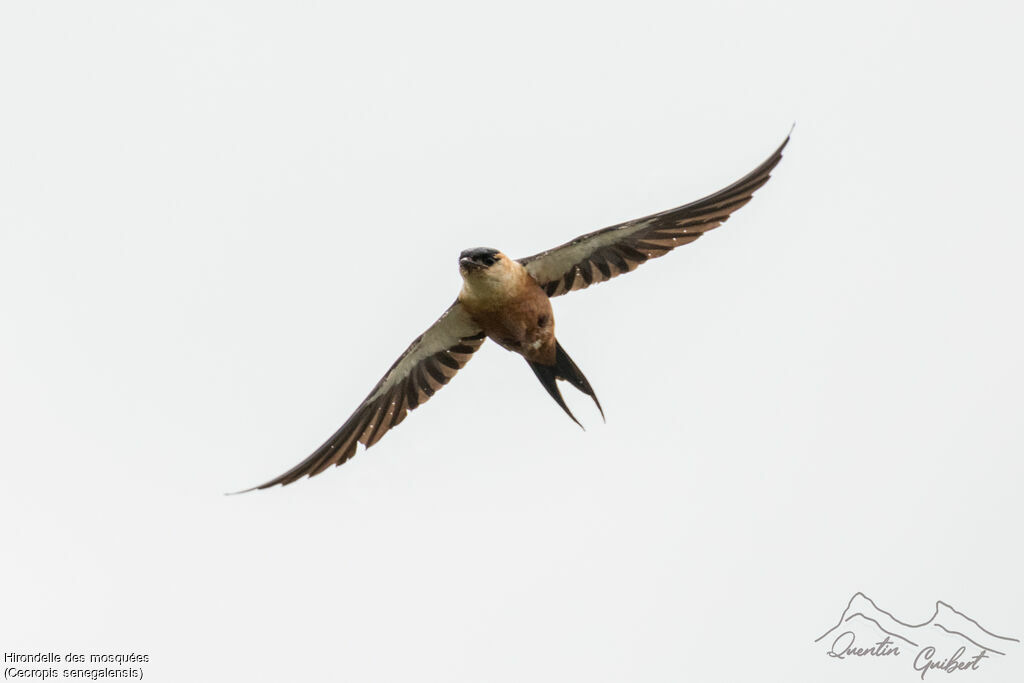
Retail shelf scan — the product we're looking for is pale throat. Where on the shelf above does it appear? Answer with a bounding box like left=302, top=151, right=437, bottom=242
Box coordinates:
left=459, top=260, right=529, bottom=309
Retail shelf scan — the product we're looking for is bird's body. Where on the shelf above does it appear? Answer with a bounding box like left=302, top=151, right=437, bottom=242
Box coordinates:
left=456, top=247, right=601, bottom=426
left=240, top=132, right=791, bottom=491
left=458, top=251, right=555, bottom=364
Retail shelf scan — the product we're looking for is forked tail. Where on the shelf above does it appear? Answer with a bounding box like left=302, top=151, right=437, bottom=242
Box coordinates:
left=527, top=341, right=604, bottom=428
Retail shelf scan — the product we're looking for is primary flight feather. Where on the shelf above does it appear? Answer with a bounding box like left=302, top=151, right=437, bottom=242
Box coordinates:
left=241, top=133, right=789, bottom=491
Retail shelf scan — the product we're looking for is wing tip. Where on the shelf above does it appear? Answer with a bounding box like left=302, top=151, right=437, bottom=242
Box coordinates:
left=225, top=485, right=260, bottom=496
left=225, top=477, right=290, bottom=495
left=773, top=124, right=794, bottom=160
left=229, top=450, right=344, bottom=494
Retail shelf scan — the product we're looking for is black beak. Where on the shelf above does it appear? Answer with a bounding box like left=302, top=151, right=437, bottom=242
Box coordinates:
left=459, top=248, right=499, bottom=271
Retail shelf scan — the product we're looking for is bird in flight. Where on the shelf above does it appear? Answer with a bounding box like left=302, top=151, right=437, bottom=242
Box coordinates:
left=242, top=133, right=789, bottom=491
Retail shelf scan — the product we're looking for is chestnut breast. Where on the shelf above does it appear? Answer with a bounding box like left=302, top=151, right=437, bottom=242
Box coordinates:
left=459, top=256, right=557, bottom=365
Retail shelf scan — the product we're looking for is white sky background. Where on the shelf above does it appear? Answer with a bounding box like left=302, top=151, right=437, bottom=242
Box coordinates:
left=2, top=2, right=1022, bottom=681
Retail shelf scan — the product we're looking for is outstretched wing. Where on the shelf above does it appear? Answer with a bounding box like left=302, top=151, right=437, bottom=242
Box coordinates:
left=519, top=134, right=789, bottom=297
left=242, top=302, right=486, bottom=490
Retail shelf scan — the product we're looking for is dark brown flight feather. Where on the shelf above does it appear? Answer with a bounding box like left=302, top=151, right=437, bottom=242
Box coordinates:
left=519, top=134, right=789, bottom=297
left=239, top=302, right=485, bottom=491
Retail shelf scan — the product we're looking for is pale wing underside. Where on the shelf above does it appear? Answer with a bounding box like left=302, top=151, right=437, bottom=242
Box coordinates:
left=245, top=302, right=485, bottom=490
left=520, top=135, right=789, bottom=297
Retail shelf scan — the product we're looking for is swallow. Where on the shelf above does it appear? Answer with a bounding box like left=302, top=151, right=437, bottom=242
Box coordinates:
left=242, top=133, right=789, bottom=490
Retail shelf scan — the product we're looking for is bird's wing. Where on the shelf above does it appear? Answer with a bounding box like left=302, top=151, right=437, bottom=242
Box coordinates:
left=519, top=134, right=789, bottom=297
left=243, top=301, right=485, bottom=490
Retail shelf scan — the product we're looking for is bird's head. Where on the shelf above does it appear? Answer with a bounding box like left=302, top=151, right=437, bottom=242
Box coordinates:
left=458, top=248, right=524, bottom=304
left=458, top=247, right=503, bottom=276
